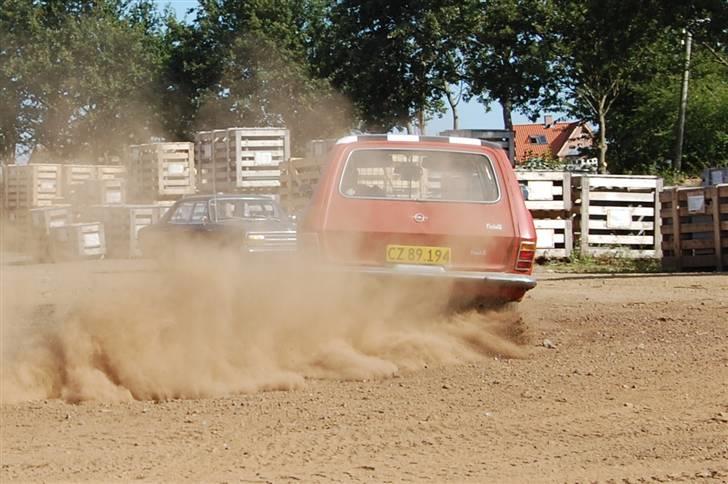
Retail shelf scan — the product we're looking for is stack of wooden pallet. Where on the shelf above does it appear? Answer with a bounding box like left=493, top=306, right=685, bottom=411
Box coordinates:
left=195, top=127, right=290, bottom=194
left=516, top=171, right=574, bottom=258
left=660, top=184, right=727, bottom=271
left=2, top=164, right=64, bottom=246
left=127, top=143, right=196, bottom=201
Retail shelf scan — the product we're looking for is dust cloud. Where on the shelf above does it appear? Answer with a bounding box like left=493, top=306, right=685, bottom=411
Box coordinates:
left=1, top=243, right=528, bottom=404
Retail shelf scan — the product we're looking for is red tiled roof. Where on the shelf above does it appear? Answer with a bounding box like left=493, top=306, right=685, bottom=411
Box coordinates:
left=513, top=121, right=580, bottom=162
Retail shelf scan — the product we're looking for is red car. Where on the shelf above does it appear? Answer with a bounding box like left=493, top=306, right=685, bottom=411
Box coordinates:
left=298, top=134, right=537, bottom=305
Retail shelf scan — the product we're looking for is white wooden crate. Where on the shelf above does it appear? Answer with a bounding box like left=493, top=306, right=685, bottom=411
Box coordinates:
left=128, top=143, right=195, bottom=200
left=534, top=218, right=573, bottom=258
left=575, top=175, right=663, bottom=258
left=515, top=171, right=572, bottom=212
left=195, top=127, right=290, bottom=193
left=85, top=204, right=165, bottom=257
left=50, top=222, right=106, bottom=260
left=3, top=164, right=63, bottom=210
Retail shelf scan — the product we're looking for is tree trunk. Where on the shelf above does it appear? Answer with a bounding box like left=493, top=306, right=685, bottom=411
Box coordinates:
left=501, top=98, right=513, bottom=132
left=417, top=108, right=425, bottom=135
left=597, top=99, right=608, bottom=174
left=445, top=88, right=459, bottom=131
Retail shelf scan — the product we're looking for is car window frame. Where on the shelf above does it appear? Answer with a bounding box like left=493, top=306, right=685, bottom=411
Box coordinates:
left=209, top=197, right=282, bottom=221
left=168, top=201, right=196, bottom=224
left=337, top=147, right=502, bottom=204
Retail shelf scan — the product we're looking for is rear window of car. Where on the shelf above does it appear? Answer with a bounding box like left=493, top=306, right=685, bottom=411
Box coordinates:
left=339, top=149, right=499, bottom=202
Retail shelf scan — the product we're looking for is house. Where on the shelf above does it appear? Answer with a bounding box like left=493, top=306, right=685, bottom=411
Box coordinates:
left=513, top=116, right=593, bottom=164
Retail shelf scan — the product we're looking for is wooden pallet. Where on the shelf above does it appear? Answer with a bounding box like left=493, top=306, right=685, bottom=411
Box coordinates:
left=279, top=157, right=324, bottom=213
left=575, top=175, right=663, bottom=258
left=534, top=218, right=573, bottom=258
left=3, top=164, right=63, bottom=210
left=49, top=222, right=106, bottom=260
left=195, top=127, right=290, bottom=193
left=127, top=143, right=195, bottom=201
left=660, top=184, right=728, bottom=271
left=515, top=171, right=572, bottom=212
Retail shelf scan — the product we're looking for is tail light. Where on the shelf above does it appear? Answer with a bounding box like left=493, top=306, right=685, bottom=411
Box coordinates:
left=515, top=241, right=536, bottom=272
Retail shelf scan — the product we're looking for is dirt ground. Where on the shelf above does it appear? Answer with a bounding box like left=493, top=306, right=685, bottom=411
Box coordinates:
left=1, top=258, right=727, bottom=483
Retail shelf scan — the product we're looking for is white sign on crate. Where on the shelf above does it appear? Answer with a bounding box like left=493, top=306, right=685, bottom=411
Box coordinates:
left=606, top=208, right=633, bottom=229
left=168, top=163, right=186, bottom=175
left=527, top=181, right=554, bottom=201
left=687, top=194, right=705, bottom=214
left=105, top=191, right=122, bottom=204
left=536, top=228, right=555, bottom=249
left=83, top=232, right=101, bottom=248
left=254, top=151, right=273, bottom=165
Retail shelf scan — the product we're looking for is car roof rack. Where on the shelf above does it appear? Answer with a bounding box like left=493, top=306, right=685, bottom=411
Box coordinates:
left=335, top=134, right=504, bottom=151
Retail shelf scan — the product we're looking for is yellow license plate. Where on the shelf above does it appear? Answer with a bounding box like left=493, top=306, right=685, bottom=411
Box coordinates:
left=386, top=245, right=451, bottom=265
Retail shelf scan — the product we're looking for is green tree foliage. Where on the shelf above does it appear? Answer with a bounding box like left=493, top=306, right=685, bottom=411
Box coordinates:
left=163, top=0, right=351, bottom=152
left=315, top=0, right=465, bottom=132
left=462, top=0, right=558, bottom=131
left=0, top=0, right=167, bottom=162
left=609, top=47, right=728, bottom=173
left=552, top=0, right=666, bottom=174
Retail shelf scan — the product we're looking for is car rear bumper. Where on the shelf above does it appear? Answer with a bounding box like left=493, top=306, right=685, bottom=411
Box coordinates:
left=323, top=264, right=536, bottom=289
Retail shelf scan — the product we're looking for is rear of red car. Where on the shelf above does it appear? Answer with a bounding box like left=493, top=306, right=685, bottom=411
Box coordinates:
left=299, top=135, right=537, bottom=302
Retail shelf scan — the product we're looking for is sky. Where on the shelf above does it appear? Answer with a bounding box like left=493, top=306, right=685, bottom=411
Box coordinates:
left=155, top=0, right=552, bottom=136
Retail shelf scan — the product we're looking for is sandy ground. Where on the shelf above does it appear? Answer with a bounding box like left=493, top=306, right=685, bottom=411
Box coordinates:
left=1, top=259, right=727, bottom=483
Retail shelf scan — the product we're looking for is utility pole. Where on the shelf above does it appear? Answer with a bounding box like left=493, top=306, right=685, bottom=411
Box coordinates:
left=673, top=28, right=692, bottom=172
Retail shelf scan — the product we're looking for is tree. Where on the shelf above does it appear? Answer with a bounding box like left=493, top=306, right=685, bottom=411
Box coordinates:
left=0, top=0, right=168, bottom=162
left=162, top=0, right=350, bottom=152
left=462, top=0, right=558, bottom=131
left=316, top=0, right=466, bottom=132
left=608, top=41, right=728, bottom=173
left=553, top=0, right=664, bottom=173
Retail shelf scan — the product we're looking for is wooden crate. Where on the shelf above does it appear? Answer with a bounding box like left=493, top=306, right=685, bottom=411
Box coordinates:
left=49, top=222, right=106, bottom=260
left=575, top=175, right=663, bottom=258
left=127, top=143, right=195, bottom=200
left=534, top=218, right=573, bottom=258
left=195, top=127, right=290, bottom=193
left=84, top=204, right=165, bottom=258
left=279, top=157, right=324, bottom=214
left=28, top=206, right=73, bottom=260
left=702, top=167, right=728, bottom=187
left=62, top=164, right=97, bottom=190
left=515, top=171, right=572, bottom=212
left=660, top=184, right=728, bottom=271
left=97, top=165, right=125, bottom=180
left=61, top=164, right=126, bottom=204
left=66, top=178, right=126, bottom=207
left=3, top=164, right=63, bottom=210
